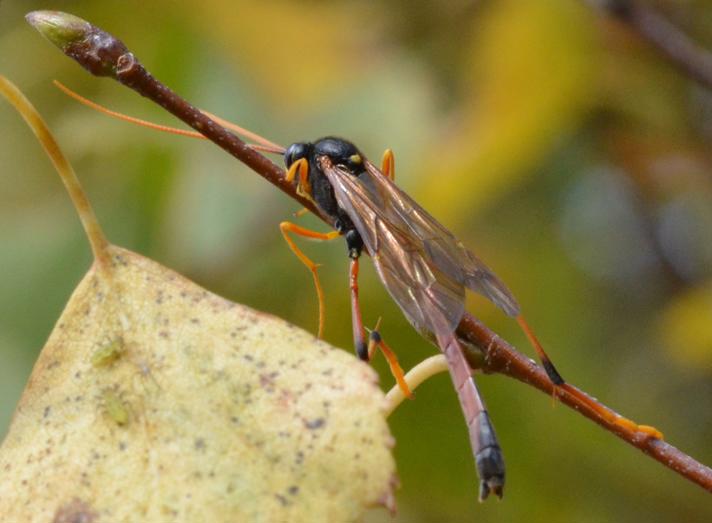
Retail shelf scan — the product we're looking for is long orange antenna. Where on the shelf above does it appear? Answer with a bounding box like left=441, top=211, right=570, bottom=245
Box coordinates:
left=201, top=110, right=284, bottom=152
left=53, top=80, right=284, bottom=154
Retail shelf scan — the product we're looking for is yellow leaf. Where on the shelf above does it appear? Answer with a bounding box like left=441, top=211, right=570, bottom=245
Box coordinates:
left=0, top=76, right=395, bottom=522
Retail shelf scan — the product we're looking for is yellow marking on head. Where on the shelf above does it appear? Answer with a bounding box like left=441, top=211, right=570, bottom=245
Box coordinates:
left=349, top=154, right=362, bottom=164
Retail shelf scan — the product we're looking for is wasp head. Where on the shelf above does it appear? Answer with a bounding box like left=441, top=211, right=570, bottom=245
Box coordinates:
left=284, top=142, right=310, bottom=169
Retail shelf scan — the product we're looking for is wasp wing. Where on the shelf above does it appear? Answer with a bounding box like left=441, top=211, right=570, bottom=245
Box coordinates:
left=320, top=157, right=520, bottom=337
left=367, top=161, right=520, bottom=317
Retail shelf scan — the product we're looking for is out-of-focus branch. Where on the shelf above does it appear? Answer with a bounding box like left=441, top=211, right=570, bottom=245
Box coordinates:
left=26, top=9, right=712, bottom=496
left=587, top=0, right=712, bottom=90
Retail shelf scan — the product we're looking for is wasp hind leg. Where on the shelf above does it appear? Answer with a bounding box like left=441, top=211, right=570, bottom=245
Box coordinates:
left=349, top=256, right=412, bottom=397
left=280, top=222, right=340, bottom=339
left=515, top=314, right=663, bottom=440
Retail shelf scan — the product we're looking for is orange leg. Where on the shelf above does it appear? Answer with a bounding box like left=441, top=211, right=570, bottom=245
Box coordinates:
left=280, top=222, right=340, bottom=338
left=516, top=315, right=563, bottom=385
left=381, top=149, right=395, bottom=180
left=516, top=314, right=662, bottom=439
left=349, top=257, right=412, bottom=398
left=368, top=324, right=413, bottom=399
left=284, top=157, right=311, bottom=198
left=349, top=258, right=369, bottom=360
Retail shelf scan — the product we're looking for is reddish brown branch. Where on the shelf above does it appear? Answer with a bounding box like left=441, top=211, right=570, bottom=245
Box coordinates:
left=27, top=9, right=712, bottom=496
left=457, top=314, right=712, bottom=493
left=588, top=0, right=712, bottom=90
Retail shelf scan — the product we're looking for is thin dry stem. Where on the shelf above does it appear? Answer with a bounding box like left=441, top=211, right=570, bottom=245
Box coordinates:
left=0, top=76, right=111, bottom=270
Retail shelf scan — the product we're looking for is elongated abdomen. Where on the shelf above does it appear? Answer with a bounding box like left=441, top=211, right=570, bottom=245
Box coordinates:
left=437, top=332, right=505, bottom=501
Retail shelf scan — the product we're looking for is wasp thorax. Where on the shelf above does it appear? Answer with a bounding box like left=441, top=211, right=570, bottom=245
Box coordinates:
left=284, top=142, right=310, bottom=168
left=313, top=137, right=366, bottom=175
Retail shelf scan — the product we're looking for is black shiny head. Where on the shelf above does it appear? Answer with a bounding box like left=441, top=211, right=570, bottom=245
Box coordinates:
left=313, top=137, right=366, bottom=175
left=284, top=142, right=310, bottom=168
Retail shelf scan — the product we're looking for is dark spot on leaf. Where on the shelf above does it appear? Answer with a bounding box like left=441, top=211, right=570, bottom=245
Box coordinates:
left=43, top=405, right=51, bottom=419
left=259, top=373, right=278, bottom=392
left=275, top=493, right=289, bottom=506
left=305, top=417, right=325, bottom=430
left=194, top=438, right=206, bottom=451
left=288, top=485, right=299, bottom=496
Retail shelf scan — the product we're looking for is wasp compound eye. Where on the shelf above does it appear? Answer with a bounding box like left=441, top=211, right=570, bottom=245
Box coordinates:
left=284, top=142, right=309, bottom=168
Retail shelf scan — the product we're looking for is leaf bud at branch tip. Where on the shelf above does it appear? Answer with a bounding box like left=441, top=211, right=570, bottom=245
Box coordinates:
left=25, top=11, right=92, bottom=50
left=26, top=10, right=131, bottom=78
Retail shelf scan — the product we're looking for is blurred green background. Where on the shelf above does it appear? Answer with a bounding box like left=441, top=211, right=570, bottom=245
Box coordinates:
left=2, top=0, right=712, bottom=521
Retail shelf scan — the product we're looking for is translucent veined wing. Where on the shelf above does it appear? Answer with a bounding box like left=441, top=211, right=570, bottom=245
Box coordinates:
left=319, top=156, right=520, bottom=337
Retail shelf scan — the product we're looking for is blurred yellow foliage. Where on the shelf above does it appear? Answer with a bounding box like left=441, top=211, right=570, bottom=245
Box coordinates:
left=418, top=0, right=597, bottom=220
left=661, top=281, right=712, bottom=370
left=190, top=0, right=369, bottom=107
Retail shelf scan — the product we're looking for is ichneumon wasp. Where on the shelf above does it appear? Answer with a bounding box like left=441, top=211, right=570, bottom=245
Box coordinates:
left=55, top=81, right=663, bottom=501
